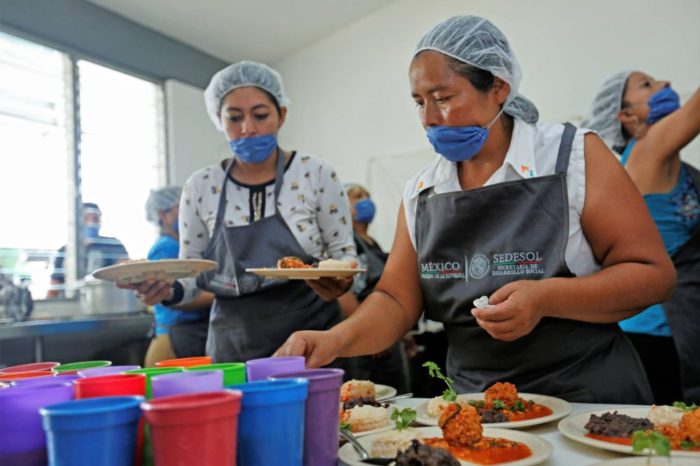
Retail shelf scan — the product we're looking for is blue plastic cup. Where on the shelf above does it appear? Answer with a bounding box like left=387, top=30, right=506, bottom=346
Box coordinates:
left=0, top=382, right=74, bottom=466
left=41, top=396, right=144, bottom=466
left=227, top=379, right=308, bottom=466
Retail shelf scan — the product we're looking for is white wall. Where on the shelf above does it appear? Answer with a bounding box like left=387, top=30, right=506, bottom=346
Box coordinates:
left=165, top=79, right=228, bottom=186
left=275, top=0, right=700, bottom=246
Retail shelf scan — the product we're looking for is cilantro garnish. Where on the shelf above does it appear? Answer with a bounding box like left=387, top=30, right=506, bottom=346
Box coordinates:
left=391, top=407, right=417, bottom=431
left=492, top=399, right=507, bottom=410
left=672, top=401, right=698, bottom=412
left=511, top=399, right=526, bottom=412
left=423, top=361, right=457, bottom=402
left=340, top=422, right=351, bottom=431
left=681, top=439, right=696, bottom=450
left=632, top=430, right=670, bottom=463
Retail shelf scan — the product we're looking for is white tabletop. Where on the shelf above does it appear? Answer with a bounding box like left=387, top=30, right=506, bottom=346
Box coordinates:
left=341, top=398, right=646, bottom=466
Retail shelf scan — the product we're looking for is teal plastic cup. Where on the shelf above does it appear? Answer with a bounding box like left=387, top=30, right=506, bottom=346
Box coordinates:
left=228, top=379, right=308, bottom=466
left=188, top=363, right=246, bottom=386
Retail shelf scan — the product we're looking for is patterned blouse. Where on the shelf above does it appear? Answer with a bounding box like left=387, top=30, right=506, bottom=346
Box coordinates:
left=177, top=152, right=356, bottom=303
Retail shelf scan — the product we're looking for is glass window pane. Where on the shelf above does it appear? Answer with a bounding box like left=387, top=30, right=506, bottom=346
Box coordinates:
left=0, top=31, right=68, bottom=300
left=78, top=60, right=165, bottom=262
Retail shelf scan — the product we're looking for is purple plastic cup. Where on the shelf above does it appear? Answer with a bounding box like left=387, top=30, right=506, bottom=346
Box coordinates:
left=246, top=356, right=305, bottom=381
left=151, top=370, right=223, bottom=398
left=77, top=365, right=141, bottom=378
left=11, top=374, right=79, bottom=388
left=0, top=382, right=74, bottom=466
left=270, top=368, right=344, bottom=466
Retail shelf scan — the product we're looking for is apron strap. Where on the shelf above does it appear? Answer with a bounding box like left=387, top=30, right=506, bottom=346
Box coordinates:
left=215, top=148, right=285, bottom=226
left=555, top=123, right=577, bottom=175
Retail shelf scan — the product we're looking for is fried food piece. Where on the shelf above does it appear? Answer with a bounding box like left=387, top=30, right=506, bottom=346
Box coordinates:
left=655, top=424, right=683, bottom=449
left=439, top=402, right=483, bottom=448
left=679, top=407, right=700, bottom=443
left=484, top=382, right=519, bottom=405
left=340, top=379, right=376, bottom=402
left=277, top=256, right=311, bottom=268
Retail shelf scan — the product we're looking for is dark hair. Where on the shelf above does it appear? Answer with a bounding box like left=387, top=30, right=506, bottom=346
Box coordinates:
left=82, top=202, right=101, bottom=213
left=260, top=89, right=282, bottom=116
left=444, top=56, right=495, bottom=93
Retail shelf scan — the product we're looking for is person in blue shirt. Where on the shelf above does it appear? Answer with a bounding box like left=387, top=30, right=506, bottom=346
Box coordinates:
left=48, top=202, right=128, bottom=298
left=585, top=76, right=700, bottom=403
left=144, top=187, right=209, bottom=366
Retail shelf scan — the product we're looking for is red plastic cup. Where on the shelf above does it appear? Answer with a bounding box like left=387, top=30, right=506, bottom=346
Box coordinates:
left=0, top=371, right=54, bottom=382
left=1, top=362, right=59, bottom=373
left=74, top=374, right=146, bottom=399
left=142, top=391, right=242, bottom=466
left=154, top=356, right=212, bottom=368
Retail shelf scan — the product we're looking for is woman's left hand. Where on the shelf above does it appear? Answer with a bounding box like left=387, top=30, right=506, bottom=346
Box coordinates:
left=471, top=280, right=548, bottom=341
left=305, top=276, right=353, bottom=301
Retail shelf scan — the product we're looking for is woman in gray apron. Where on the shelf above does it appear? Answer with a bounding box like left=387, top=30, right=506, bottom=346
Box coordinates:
left=276, top=16, right=676, bottom=404
left=585, top=75, right=700, bottom=403
left=130, top=61, right=357, bottom=366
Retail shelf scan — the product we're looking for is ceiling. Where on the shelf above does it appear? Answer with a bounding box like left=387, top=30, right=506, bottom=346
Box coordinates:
left=86, top=0, right=393, bottom=64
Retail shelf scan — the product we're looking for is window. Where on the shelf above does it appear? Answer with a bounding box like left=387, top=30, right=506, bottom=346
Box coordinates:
left=0, top=31, right=165, bottom=303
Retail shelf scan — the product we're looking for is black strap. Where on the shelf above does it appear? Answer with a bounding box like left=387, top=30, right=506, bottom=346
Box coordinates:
left=215, top=148, right=285, bottom=226
left=555, top=123, right=577, bottom=174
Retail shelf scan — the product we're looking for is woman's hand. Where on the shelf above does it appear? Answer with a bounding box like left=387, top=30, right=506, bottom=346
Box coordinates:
left=273, top=330, right=342, bottom=368
left=117, top=279, right=174, bottom=306
left=471, top=280, right=547, bottom=341
left=305, top=276, right=353, bottom=301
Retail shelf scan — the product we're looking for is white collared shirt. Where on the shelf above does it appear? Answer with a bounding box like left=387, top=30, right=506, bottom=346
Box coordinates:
left=403, top=119, right=600, bottom=277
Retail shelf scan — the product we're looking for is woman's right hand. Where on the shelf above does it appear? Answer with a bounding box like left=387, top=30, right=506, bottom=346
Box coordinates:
left=116, top=279, right=174, bottom=306
left=273, top=330, right=342, bottom=368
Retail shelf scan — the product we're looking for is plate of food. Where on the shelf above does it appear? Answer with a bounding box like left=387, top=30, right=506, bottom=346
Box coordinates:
left=247, top=256, right=365, bottom=280
left=557, top=403, right=700, bottom=458
left=340, top=379, right=400, bottom=438
left=415, top=362, right=571, bottom=429
left=339, top=405, right=553, bottom=466
left=92, top=259, right=218, bottom=285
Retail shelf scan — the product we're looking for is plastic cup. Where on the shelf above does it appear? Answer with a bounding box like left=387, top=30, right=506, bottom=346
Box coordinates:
left=189, top=363, right=246, bottom=386
left=142, top=391, right=242, bottom=466
left=1, top=362, right=59, bottom=373
left=41, top=396, right=143, bottom=466
left=12, top=374, right=79, bottom=388
left=124, top=367, right=184, bottom=399
left=0, top=382, right=74, bottom=466
left=245, top=356, right=305, bottom=381
left=228, top=379, right=308, bottom=466
left=53, top=360, right=112, bottom=375
left=151, top=371, right=223, bottom=398
left=154, top=356, right=212, bottom=368
left=77, top=365, right=141, bottom=378
left=75, top=374, right=146, bottom=399
left=271, top=368, right=344, bottom=466
left=0, top=371, right=54, bottom=382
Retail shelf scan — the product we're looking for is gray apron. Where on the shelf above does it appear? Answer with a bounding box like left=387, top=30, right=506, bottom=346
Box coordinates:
left=664, top=162, right=700, bottom=403
left=415, top=123, right=652, bottom=403
left=196, top=151, right=345, bottom=363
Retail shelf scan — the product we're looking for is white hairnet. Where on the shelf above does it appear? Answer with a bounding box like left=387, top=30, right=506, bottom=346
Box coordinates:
left=414, top=15, right=539, bottom=124
left=204, top=60, right=289, bottom=131
left=145, top=186, right=182, bottom=224
left=582, top=70, right=634, bottom=150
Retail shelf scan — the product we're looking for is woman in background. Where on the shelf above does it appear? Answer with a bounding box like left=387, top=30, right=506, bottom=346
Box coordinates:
left=144, top=187, right=209, bottom=366
left=585, top=75, right=700, bottom=403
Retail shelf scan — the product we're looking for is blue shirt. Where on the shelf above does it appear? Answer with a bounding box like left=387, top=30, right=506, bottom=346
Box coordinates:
left=147, top=235, right=208, bottom=335
left=619, top=140, right=700, bottom=336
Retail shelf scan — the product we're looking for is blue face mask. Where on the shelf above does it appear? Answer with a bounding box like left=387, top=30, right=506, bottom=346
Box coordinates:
left=229, top=134, right=277, bottom=164
left=84, top=224, right=100, bottom=239
left=354, top=198, right=376, bottom=224
left=426, top=109, right=504, bottom=162
left=646, top=86, right=680, bottom=125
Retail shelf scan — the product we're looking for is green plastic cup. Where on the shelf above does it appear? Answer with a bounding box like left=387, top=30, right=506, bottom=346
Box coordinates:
left=53, top=360, right=112, bottom=375
left=187, top=363, right=246, bottom=387
left=125, top=367, right=184, bottom=399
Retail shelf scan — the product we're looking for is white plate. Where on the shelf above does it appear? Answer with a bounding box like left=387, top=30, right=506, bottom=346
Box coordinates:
left=338, top=426, right=553, bottom=465
left=590, top=457, right=700, bottom=466
left=246, top=267, right=365, bottom=279
left=558, top=408, right=700, bottom=458
left=414, top=393, right=572, bottom=429
left=375, top=384, right=397, bottom=400
left=92, top=259, right=218, bottom=285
